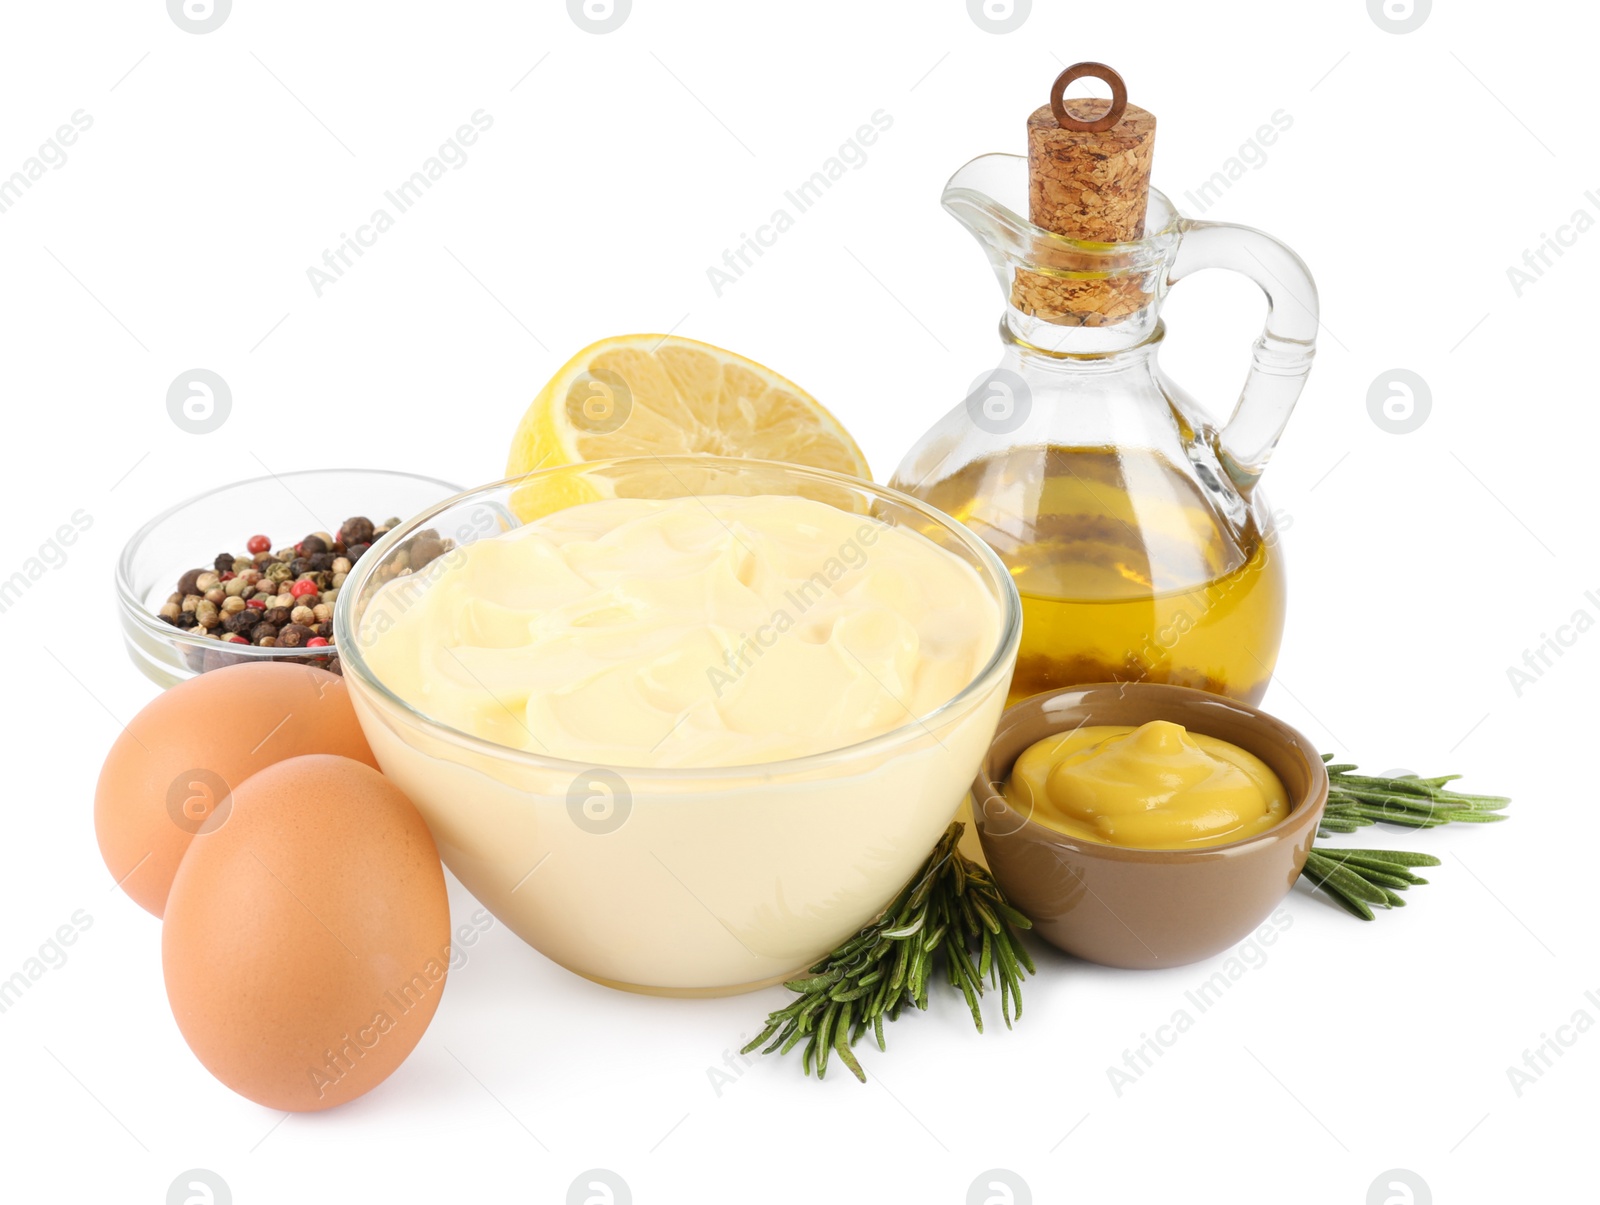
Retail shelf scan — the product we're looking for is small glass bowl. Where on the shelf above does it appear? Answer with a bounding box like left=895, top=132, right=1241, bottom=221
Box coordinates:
left=335, top=456, right=1023, bottom=996
left=117, top=468, right=460, bottom=689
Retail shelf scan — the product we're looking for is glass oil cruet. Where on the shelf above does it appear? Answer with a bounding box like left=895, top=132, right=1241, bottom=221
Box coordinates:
left=891, top=63, right=1318, bottom=707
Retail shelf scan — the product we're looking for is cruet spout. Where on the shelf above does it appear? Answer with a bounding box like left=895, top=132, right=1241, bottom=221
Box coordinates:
left=941, top=153, right=1180, bottom=353
left=940, top=153, right=1317, bottom=489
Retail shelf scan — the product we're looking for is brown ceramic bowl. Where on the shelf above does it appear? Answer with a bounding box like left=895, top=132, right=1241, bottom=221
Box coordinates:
left=971, top=683, right=1328, bottom=970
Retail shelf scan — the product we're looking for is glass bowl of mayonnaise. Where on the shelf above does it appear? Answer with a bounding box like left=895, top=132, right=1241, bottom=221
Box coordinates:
left=335, top=456, right=1021, bottom=996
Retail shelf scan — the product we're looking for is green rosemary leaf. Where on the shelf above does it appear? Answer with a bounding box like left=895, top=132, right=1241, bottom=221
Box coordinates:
left=907, top=870, right=941, bottom=912
left=1004, top=924, right=1037, bottom=976
left=1319, top=848, right=1442, bottom=868
left=1327, top=863, right=1414, bottom=890
left=1316, top=817, right=1363, bottom=833
left=815, top=1002, right=838, bottom=1079
left=888, top=935, right=910, bottom=993
left=871, top=974, right=891, bottom=1022
left=953, top=955, right=983, bottom=1033
left=908, top=941, right=929, bottom=1002
left=746, top=1018, right=782, bottom=1054
left=990, top=898, right=1035, bottom=931
left=999, top=957, right=1016, bottom=1027
left=1322, top=882, right=1375, bottom=921
left=956, top=891, right=983, bottom=938
left=1301, top=860, right=1375, bottom=919
left=1333, top=775, right=1437, bottom=797
left=1306, top=854, right=1391, bottom=906
left=1447, top=793, right=1512, bottom=808
left=786, top=973, right=835, bottom=994
left=835, top=1008, right=866, bottom=1083
left=1344, top=805, right=1444, bottom=827
left=831, top=930, right=874, bottom=959
left=1309, top=854, right=1430, bottom=884
left=880, top=916, right=926, bottom=940
left=971, top=895, right=1003, bottom=934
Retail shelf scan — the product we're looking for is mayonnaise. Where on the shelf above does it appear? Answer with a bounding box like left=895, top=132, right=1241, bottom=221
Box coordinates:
left=359, top=494, right=1000, bottom=767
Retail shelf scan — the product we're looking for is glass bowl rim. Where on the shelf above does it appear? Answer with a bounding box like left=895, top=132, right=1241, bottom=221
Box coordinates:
left=333, top=455, right=1024, bottom=779
left=115, top=466, right=465, bottom=663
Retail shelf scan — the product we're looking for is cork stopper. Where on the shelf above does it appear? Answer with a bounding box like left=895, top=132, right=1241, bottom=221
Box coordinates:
left=1011, top=63, right=1158, bottom=327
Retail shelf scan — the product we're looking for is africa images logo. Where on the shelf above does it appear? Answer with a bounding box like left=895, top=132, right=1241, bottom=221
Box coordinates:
left=567, top=1169, right=631, bottom=1205
left=967, top=1168, right=1030, bottom=1205
left=167, top=0, right=231, bottom=34
left=167, top=1169, right=231, bottom=1205
left=1367, top=1168, right=1431, bottom=1205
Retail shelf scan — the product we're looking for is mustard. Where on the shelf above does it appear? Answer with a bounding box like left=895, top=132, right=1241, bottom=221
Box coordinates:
left=1002, top=721, right=1288, bottom=850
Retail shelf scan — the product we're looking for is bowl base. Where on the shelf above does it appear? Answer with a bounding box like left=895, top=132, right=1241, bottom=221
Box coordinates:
left=576, top=965, right=803, bottom=999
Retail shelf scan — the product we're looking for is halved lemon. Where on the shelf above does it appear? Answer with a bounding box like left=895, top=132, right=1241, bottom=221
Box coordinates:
left=505, top=335, right=870, bottom=517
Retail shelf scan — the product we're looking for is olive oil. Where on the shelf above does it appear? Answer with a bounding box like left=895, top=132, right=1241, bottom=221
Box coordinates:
left=921, top=446, right=1286, bottom=706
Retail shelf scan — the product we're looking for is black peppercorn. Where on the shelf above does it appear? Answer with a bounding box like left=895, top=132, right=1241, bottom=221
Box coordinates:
left=176, top=568, right=204, bottom=597
left=311, top=622, right=333, bottom=639
left=301, top=534, right=329, bottom=556
left=289, top=557, right=313, bottom=577
left=212, top=552, right=235, bottom=574
left=278, top=623, right=314, bottom=648
left=222, top=610, right=255, bottom=635
left=264, top=606, right=291, bottom=626
left=251, top=622, right=279, bottom=644
left=175, top=610, right=199, bottom=629
left=340, top=516, right=375, bottom=546
left=347, top=542, right=371, bottom=563
left=309, top=552, right=335, bottom=572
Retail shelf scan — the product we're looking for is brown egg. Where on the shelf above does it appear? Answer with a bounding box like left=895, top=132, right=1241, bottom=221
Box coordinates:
left=162, top=754, right=450, bottom=1111
left=95, top=662, right=376, bottom=917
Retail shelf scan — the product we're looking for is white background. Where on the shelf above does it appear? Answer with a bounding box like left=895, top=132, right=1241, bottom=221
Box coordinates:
left=1, top=1, right=1593, bottom=1202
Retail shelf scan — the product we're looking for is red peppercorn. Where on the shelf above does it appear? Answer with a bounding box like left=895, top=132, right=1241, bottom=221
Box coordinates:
left=223, top=634, right=249, bottom=644
left=246, top=598, right=267, bottom=610
left=220, top=571, right=235, bottom=581
left=247, top=534, right=271, bottom=554
left=306, top=637, right=330, bottom=648
left=290, top=579, right=319, bottom=599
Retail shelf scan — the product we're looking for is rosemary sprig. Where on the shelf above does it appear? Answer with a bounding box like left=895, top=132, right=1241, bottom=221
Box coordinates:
left=741, top=821, right=1034, bottom=1082
left=1318, top=755, right=1510, bottom=834
left=1307, top=756, right=1509, bottom=920
left=1301, top=846, right=1442, bottom=920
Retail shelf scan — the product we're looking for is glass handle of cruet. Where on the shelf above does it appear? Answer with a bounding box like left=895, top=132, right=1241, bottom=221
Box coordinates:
left=1168, top=218, right=1319, bottom=491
